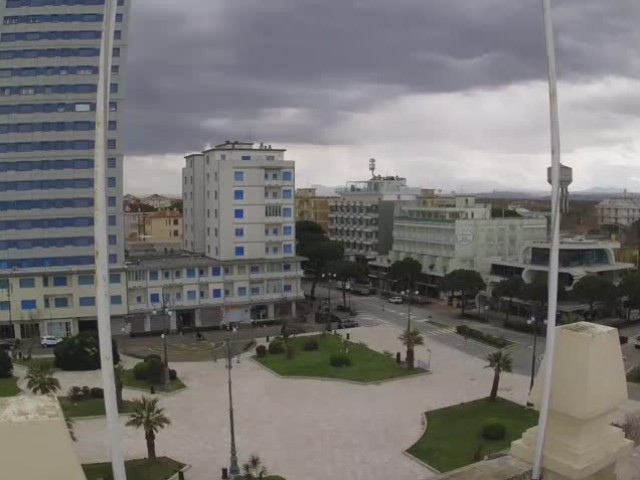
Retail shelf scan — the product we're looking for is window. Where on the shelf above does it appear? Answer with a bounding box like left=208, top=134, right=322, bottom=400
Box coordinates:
left=79, top=297, right=95, bottom=307
left=283, top=244, right=293, bottom=254
left=234, top=171, right=244, bottom=182
left=0, top=301, right=9, bottom=311
left=283, top=189, right=293, bottom=199
left=187, top=290, right=196, bottom=301
left=199, top=290, right=206, bottom=299
left=21, top=299, right=36, bottom=310
left=149, top=270, right=159, bottom=281
left=241, top=155, right=251, bottom=160
left=234, top=209, right=244, bottom=219
left=284, top=226, right=293, bottom=236
left=283, top=207, right=293, bottom=218
left=110, top=295, right=122, bottom=305
left=235, top=246, right=245, bottom=257
left=212, top=267, right=221, bottom=276
left=283, top=171, right=293, bottom=181
left=284, top=284, right=293, bottom=293
left=238, top=287, right=247, bottom=297
left=174, top=270, right=181, bottom=279
left=235, top=228, right=244, bottom=237
left=53, top=276, right=67, bottom=286
left=108, top=196, right=116, bottom=207
left=109, top=273, right=120, bottom=284
left=186, top=268, right=195, bottom=278
left=250, top=265, right=260, bottom=273
left=78, top=275, right=93, bottom=285
left=150, top=293, right=160, bottom=304
left=234, top=190, right=244, bottom=200
left=250, top=287, right=260, bottom=295
left=175, top=292, right=181, bottom=301
left=199, top=268, right=205, bottom=276
left=19, top=278, right=35, bottom=288
left=54, top=297, right=68, bottom=308
left=212, top=288, right=222, bottom=299
left=283, top=263, right=292, bottom=271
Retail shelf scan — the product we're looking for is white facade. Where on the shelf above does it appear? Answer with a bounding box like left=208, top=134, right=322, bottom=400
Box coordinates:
left=330, top=176, right=419, bottom=260
left=182, top=153, right=206, bottom=253
left=596, top=193, right=640, bottom=227
left=391, top=197, right=548, bottom=277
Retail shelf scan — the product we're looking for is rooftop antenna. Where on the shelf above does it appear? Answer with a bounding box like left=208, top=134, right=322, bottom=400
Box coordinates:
left=369, top=158, right=376, bottom=179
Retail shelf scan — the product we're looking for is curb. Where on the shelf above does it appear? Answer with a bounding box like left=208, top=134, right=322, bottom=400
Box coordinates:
left=167, top=464, right=191, bottom=480
left=403, top=412, right=442, bottom=475
left=122, top=384, right=188, bottom=397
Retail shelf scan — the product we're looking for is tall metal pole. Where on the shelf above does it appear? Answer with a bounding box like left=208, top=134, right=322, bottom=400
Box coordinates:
left=532, top=0, right=562, bottom=478
left=529, top=320, right=538, bottom=392
left=162, top=303, right=171, bottom=393
left=94, top=1, right=126, bottom=479
left=226, top=339, right=240, bottom=478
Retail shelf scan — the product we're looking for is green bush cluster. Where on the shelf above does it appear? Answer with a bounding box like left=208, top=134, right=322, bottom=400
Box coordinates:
left=268, top=338, right=285, bottom=354
left=255, top=345, right=267, bottom=357
left=329, top=352, right=352, bottom=368
left=620, top=335, right=629, bottom=345
left=67, top=385, right=103, bottom=401
left=133, top=354, right=170, bottom=385
left=627, top=366, right=640, bottom=383
left=455, top=325, right=510, bottom=349
left=481, top=420, right=506, bottom=441
left=0, top=349, right=12, bottom=378
left=54, top=333, right=120, bottom=371
left=302, top=338, right=319, bottom=351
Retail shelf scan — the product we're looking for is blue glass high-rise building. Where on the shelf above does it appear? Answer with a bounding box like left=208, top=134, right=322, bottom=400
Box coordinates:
left=0, top=0, right=130, bottom=272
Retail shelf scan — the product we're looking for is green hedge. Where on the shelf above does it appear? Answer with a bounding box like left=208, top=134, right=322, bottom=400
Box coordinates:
left=455, top=325, right=511, bottom=349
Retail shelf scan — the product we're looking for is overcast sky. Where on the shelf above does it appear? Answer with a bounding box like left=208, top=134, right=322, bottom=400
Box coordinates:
left=123, top=0, right=640, bottom=195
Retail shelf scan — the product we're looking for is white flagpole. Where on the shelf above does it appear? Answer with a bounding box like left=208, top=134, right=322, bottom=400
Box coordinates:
left=532, top=0, right=562, bottom=478
left=94, top=0, right=127, bottom=479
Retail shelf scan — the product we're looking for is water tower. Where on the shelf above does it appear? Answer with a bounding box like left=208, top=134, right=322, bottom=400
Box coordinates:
left=547, top=163, right=573, bottom=213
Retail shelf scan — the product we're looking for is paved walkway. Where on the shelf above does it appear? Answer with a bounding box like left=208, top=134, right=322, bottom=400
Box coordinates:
left=12, top=324, right=640, bottom=480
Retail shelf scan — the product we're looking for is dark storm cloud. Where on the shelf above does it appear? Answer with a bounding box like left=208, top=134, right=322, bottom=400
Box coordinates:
left=123, top=0, right=639, bottom=155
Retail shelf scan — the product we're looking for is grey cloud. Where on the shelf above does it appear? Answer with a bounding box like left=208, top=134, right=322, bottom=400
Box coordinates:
left=123, top=0, right=639, bottom=156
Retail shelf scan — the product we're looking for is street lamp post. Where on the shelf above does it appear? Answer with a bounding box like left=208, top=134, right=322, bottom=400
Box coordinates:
left=226, top=338, right=240, bottom=479
left=153, top=298, right=172, bottom=393
left=527, top=315, right=547, bottom=392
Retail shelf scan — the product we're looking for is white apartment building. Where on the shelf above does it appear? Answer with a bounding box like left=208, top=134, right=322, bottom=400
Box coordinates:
left=389, top=195, right=548, bottom=282
left=596, top=192, right=640, bottom=228
left=182, top=152, right=206, bottom=253
left=330, top=175, right=419, bottom=261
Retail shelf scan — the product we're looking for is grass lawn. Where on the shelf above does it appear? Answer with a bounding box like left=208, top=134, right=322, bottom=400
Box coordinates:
left=13, top=356, right=56, bottom=369
left=58, top=396, right=135, bottom=418
left=256, top=334, right=424, bottom=383
left=407, top=397, right=539, bottom=472
left=83, top=457, right=184, bottom=480
left=0, top=376, right=20, bottom=397
left=122, top=368, right=186, bottom=392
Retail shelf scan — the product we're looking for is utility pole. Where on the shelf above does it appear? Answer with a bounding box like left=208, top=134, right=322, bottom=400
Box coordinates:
left=93, top=1, right=127, bottom=479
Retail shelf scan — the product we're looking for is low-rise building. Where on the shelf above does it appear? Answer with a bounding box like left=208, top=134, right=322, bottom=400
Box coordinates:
left=596, top=192, right=640, bottom=228
left=139, top=194, right=175, bottom=210
left=296, top=188, right=334, bottom=232
left=489, top=238, right=634, bottom=290
left=386, top=195, right=547, bottom=291
left=124, top=211, right=182, bottom=244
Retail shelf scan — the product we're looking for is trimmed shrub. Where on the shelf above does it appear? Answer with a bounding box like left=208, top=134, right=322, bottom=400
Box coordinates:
left=144, top=354, right=162, bottom=364
left=255, top=345, right=267, bottom=358
left=455, top=325, right=510, bottom=349
left=68, top=386, right=83, bottom=401
left=0, top=348, right=12, bottom=378
left=90, top=387, right=104, bottom=399
left=133, top=361, right=149, bottom=381
left=329, top=353, right=352, bottom=368
left=53, top=333, right=119, bottom=371
left=302, top=338, right=319, bottom=351
left=268, top=338, right=285, bottom=354
left=81, top=386, right=91, bottom=399
left=168, top=369, right=177, bottom=381
left=145, top=357, right=165, bottom=385
left=620, top=336, right=629, bottom=345
left=481, top=420, right=507, bottom=441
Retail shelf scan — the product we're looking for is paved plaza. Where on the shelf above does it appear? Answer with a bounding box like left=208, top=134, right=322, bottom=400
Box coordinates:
left=12, top=324, right=640, bottom=480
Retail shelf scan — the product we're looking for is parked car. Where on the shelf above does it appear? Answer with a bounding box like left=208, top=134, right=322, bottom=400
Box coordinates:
left=337, top=319, right=359, bottom=329
left=634, top=336, right=640, bottom=349
left=0, top=338, right=13, bottom=350
left=40, top=335, right=62, bottom=348
left=388, top=296, right=403, bottom=304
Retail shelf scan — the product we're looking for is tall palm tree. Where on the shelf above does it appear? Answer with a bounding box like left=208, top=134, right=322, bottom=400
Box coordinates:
left=398, top=329, right=424, bottom=369
left=26, top=360, right=60, bottom=395
left=114, top=363, right=124, bottom=410
left=242, top=454, right=269, bottom=479
left=125, top=397, right=171, bottom=460
left=486, top=350, right=513, bottom=402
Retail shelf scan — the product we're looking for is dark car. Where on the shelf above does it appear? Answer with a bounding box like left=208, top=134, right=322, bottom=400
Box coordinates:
left=337, top=319, right=359, bottom=329
left=0, top=338, right=14, bottom=350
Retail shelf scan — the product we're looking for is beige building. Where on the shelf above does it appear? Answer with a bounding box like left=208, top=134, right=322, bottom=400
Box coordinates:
left=596, top=191, right=640, bottom=228
left=124, top=211, right=182, bottom=244
left=295, top=188, right=334, bottom=232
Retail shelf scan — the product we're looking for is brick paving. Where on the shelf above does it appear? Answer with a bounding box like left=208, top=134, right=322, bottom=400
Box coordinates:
left=13, top=323, right=640, bottom=480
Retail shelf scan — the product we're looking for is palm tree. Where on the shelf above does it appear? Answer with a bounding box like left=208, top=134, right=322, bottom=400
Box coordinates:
left=114, top=363, right=124, bottom=410
left=26, top=360, right=60, bottom=395
left=486, top=351, right=513, bottom=402
left=398, top=329, right=424, bottom=369
left=125, top=396, right=171, bottom=460
left=242, top=454, right=269, bottom=479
